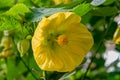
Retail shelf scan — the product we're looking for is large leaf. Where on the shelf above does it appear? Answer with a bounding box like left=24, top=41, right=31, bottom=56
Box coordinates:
left=91, top=7, right=118, bottom=17
left=0, top=3, right=32, bottom=31
left=7, top=57, right=27, bottom=80
left=0, top=14, right=21, bottom=31
left=90, top=0, right=106, bottom=6
left=6, top=3, right=31, bottom=20
left=30, top=7, right=69, bottom=22
left=73, top=3, right=92, bottom=16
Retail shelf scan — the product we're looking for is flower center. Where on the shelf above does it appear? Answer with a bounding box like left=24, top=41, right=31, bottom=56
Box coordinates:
left=57, top=34, right=68, bottom=46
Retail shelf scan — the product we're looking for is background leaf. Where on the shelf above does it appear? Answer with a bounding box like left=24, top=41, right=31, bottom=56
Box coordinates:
left=91, top=7, right=118, bottom=16
left=90, top=0, right=106, bottom=6
left=73, top=3, right=92, bottom=16
left=30, top=7, right=70, bottom=22
left=6, top=3, right=31, bottom=19
left=0, top=15, right=21, bottom=31
left=103, top=0, right=116, bottom=5
left=0, top=0, right=13, bottom=8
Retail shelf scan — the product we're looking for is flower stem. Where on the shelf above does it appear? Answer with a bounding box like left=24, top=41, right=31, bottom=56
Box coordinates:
left=43, top=71, right=48, bottom=80
left=18, top=54, right=39, bottom=80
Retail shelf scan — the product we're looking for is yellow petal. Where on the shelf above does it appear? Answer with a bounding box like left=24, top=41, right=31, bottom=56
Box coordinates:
left=113, top=27, right=120, bottom=44
left=48, top=12, right=65, bottom=27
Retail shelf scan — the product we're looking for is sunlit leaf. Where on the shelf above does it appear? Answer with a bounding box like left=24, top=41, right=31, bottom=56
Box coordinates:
left=73, top=3, right=92, bottom=16
left=0, top=14, right=21, bottom=31
left=6, top=3, right=31, bottom=20
left=0, top=0, right=13, bottom=8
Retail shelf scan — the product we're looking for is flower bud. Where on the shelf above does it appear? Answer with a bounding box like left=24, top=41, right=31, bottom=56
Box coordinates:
left=0, top=36, right=14, bottom=57
left=17, top=39, right=30, bottom=57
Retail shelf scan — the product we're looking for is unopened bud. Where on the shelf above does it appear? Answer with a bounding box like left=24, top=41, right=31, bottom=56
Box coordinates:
left=0, top=36, right=14, bottom=57
left=17, top=39, right=30, bottom=57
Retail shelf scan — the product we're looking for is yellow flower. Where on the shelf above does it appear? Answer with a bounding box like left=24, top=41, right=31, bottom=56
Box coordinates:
left=32, top=12, right=94, bottom=72
left=113, top=26, right=120, bottom=44
left=54, top=0, right=72, bottom=5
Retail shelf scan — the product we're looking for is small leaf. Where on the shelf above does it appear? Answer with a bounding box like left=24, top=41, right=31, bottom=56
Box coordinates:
left=30, top=7, right=70, bottom=22
left=73, top=3, right=92, bottom=16
left=91, top=7, right=118, bottom=16
left=91, top=0, right=106, bottom=6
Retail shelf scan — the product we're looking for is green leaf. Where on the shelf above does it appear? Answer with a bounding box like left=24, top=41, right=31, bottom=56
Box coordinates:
left=18, top=0, right=35, bottom=7
left=90, top=0, right=106, bottom=6
left=30, top=7, right=70, bottom=22
left=0, top=14, right=21, bottom=31
left=6, top=3, right=31, bottom=20
left=25, top=73, right=35, bottom=80
left=0, top=3, right=32, bottom=31
left=91, top=7, right=118, bottom=16
left=73, top=3, right=92, bottom=16
left=103, top=0, right=116, bottom=5
left=7, top=57, right=27, bottom=80
left=0, top=0, right=13, bottom=8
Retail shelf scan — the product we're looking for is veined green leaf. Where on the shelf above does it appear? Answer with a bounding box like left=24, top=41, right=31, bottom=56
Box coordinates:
left=91, top=0, right=106, bottom=6
left=6, top=3, right=31, bottom=20
left=73, top=3, right=92, bottom=16
left=0, top=14, right=21, bottom=31
left=0, top=3, right=32, bottom=31
left=30, top=7, right=70, bottom=22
